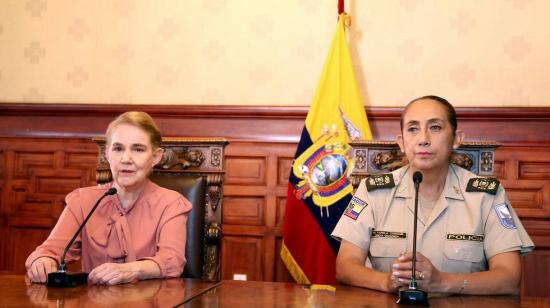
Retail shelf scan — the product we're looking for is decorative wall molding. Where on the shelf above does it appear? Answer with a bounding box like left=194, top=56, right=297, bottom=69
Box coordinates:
left=2, top=103, right=550, bottom=144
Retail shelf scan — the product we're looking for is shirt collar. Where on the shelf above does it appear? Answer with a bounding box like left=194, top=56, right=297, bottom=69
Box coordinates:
left=395, top=166, right=411, bottom=198
left=444, top=164, right=464, bottom=201
left=111, top=179, right=154, bottom=213
left=394, top=164, right=464, bottom=201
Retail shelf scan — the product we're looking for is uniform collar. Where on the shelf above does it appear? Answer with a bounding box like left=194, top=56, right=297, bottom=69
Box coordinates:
left=394, top=164, right=464, bottom=201
left=443, top=164, right=464, bottom=201
left=394, top=166, right=411, bottom=198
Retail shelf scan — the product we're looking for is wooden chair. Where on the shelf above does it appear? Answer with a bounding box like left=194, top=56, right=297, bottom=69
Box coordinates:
left=349, top=140, right=500, bottom=185
left=93, top=137, right=228, bottom=281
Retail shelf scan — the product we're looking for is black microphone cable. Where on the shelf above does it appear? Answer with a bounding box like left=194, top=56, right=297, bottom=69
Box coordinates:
left=57, top=187, right=117, bottom=272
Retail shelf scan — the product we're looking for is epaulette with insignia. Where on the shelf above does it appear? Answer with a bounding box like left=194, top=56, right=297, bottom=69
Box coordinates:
left=365, top=173, right=395, bottom=191
left=466, top=177, right=499, bottom=195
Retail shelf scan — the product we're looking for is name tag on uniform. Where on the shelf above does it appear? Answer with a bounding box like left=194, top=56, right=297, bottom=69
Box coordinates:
left=372, top=230, right=407, bottom=239
left=446, top=234, right=484, bottom=242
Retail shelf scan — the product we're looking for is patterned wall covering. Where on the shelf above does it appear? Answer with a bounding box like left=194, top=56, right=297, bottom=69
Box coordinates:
left=0, top=0, right=548, bottom=106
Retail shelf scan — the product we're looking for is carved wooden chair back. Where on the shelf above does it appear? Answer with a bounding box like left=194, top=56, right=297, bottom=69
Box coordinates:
left=349, top=140, right=500, bottom=187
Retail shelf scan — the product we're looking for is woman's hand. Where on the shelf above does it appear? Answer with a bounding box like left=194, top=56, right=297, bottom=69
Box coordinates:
left=88, top=263, right=140, bottom=286
left=27, top=257, right=58, bottom=283
left=384, top=256, right=407, bottom=293
left=88, top=260, right=161, bottom=285
left=391, top=252, right=443, bottom=292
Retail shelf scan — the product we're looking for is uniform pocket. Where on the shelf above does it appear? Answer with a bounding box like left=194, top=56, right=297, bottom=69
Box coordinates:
left=443, top=241, right=485, bottom=273
left=444, top=241, right=484, bottom=262
left=370, top=238, right=407, bottom=258
left=369, top=238, right=407, bottom=272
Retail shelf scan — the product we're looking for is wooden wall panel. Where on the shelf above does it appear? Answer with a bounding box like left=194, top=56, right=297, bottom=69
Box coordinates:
left=519, top=162, right=550, bottom=180
left=275, top=197, right=286, bottom=228
left=225, top=156, right=267, bottom=185
left=221, top=141, right=295, bottom=282
left=0, top=150, right=5, bottom=273
left=221, top=236, right=264, bottom=281
left=7, top=227, right=52, bottom=273
left=0, top=138, right=98, bottom=273
left=223, top=196, right=265, bottom=226
left=496, top=147, right=550, bottom=219
left=522, top=250, right=550, bottom=297
left=277, top=157, right=293, bottom=185
left=0, top=104, right=549, bottom=296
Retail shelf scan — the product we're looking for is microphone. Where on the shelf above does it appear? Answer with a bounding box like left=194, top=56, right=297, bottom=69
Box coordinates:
left=413, top=171, right=423, bottom=185
left=397, top=171, right=429, bottom=305
left=47, top=187, right=117, bottom=287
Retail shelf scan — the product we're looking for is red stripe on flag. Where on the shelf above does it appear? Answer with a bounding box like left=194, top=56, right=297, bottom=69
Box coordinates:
left=282, top=183, right=337, bottom=284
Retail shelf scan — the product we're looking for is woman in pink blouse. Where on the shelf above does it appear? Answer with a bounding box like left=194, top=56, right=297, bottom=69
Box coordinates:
left=26, top=111, right=192, bottom=285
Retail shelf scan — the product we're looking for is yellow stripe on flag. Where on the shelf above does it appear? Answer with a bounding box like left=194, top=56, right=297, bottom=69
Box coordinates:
left=305, top=14, right=372, bottom=143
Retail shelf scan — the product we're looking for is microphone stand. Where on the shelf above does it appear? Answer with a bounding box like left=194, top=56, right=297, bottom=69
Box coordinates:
left=397, top=172, right=429, bottom=306
left=47, top=188, right=117, bottom=287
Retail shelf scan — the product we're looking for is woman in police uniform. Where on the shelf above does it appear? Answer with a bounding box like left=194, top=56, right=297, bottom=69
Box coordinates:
left=331, top=96, right=534, bottom=294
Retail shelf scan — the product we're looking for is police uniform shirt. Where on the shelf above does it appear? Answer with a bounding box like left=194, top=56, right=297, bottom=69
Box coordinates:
left=331, top=164, right=535, bottom=274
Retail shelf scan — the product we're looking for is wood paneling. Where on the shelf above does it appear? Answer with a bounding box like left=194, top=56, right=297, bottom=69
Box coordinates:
left=275, top=196, right=286, bottom=227
left=522, top=250, right=550, bottom=297
left=519, top=162, right=550, bottom=180
left=0, top=138, right=98, bottom=273
left=277, top=157, right=293, bottom=185
left=225, top=156, right=267, bottom=185
left=221, top=141, right=295, bottom=282
left=1, top=104, right=550, bottom=296
left=8, top=227, right=52, bottom=273
left=223, top=196, right=265, bottom=226
left=496, top=147, right=550, bottom=219
left=221, top=236, right=264, bottom=281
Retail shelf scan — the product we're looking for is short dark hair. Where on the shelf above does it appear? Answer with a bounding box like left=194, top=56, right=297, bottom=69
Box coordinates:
left=400, top=95, right=457, bottom=135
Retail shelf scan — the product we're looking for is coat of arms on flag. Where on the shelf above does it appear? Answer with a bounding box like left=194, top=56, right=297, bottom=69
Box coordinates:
left=293, top=120, right=359, bottom=216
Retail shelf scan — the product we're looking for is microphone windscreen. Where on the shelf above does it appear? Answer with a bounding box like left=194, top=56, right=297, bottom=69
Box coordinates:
left=106, top=187, right=117, bottom=195
left=413, top=171, right=423, bottom=184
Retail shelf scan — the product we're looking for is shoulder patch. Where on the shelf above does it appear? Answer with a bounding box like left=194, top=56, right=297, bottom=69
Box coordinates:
left=466, top=177, right=499, bottom=195
left=494, top=203, right=517, bottom=229
left=365, top=173, right=395, bottom=191
left=343, top=196, right=368, bottom=220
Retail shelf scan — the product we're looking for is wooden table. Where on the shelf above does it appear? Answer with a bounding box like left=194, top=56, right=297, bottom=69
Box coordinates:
left=0, top=274, right=218, bottom=307
left=184, top=280, right=549, bottom=308
left=0, top=275, right=548, bottom=307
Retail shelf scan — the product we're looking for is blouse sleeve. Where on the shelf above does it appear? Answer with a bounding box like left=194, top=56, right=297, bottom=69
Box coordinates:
left=139, top=197, right=192, bottom=278
left=25, top=189, right=84, bottom=270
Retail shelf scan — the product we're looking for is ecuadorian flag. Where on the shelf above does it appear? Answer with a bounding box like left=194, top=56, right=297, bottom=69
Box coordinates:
left=280, top=14, right=372, bottom=285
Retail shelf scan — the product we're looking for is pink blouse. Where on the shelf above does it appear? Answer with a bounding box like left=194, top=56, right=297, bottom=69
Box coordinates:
left=25, top=180, right=192, bottom=278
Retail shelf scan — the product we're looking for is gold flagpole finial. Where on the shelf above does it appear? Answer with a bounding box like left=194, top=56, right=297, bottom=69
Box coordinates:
left=340, top=13, right=352, bottom=29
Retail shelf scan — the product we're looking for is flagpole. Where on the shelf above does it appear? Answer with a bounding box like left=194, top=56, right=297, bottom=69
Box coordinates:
left=338, top=0, right=344, bottom=15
